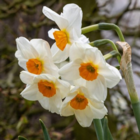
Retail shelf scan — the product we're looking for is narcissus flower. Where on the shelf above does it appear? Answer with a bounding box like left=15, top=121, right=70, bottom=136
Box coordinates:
left=59, top=43, right=122, bottom=101
left=43, top=4, right=89, bottom=63
left=15, top=37, right=58, bottom=77
left=20, top=71, right=70, bottom=114
left=60, top=86, right=107, bottom=127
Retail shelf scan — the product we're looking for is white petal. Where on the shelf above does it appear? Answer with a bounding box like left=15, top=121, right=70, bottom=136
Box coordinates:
left=21, top=84, right=43, bottom=101
left=18, top=59, right=27, bottom=70
left=69, top=43, right=85, bottom=61
left=30, top=39, right=59, bottom=77
left=74, top=100, right=107, bottom=127
left=62, top=4, right=82, bottom=37
left=60, top=91, right=77, bottom=116
left=48, top=28, right=59, bottom=39
left=84, top=47, right=105, bottom=65
left=43, top=63, right=59, bottom=78
left=74, top=106, right=94, bottom=127
left=69, top=42, right=92, bottom=61
left=73, top=78, right=87, bottom=87
left=98, top=63, right=122, bottom=88
left=39, top=92, right=62, bottom=114
left=86, top=75, right=107, bottom=101
left=79, top=86, right=91, bottom=98
left=68, top=28, right=79, bottom=42
left=88, top=102, right=107, bottom=119
left=42, top=6, right=68, bottom=30
left=89, top=98, right=105, bottom=109
left=77, top=35, right=89, bottom=43
left=20, top=71, right=36, bottom=84
left=60, top=102, right=74, bottom=116
left=16, top=37, right=38, bottom=59
left=55, top=79, right=70, bottom=98
left=55, top=61, right=69, bottom=69
left=51, top=43, right=70, bottom=63
left=38, top=97, right=50, bottom=110
left=30, top=39, right=52, bottom=59
left=59, top=60, right=81, bottom=81
left=15, top=50, right=23, bottom=60
left=34, top=74, right=56, bottom=84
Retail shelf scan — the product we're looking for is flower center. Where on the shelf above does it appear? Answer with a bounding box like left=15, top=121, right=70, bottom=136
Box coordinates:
left=53, top=30, right=69, bottom=51
left=70, top=94, right=88, bottom=110
left=79, top=62, right=98, bottom=81
left=26, top=59, right=42, bottom=75
left=38, top=80, right=56, bottom=98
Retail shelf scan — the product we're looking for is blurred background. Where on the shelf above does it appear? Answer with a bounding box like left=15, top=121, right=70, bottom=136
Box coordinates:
left=0, top=0, right=140, bottom=139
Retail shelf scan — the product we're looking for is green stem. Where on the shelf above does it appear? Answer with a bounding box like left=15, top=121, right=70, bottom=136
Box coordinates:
left=93, top=119, right=104, bottom=140
left=82, top=24, right=99, bottom=34
left=104, top=50, right=120, bottom=60
left=82, top=23, right=125, bottom=42
left=90, top=39, right=121, bottom=63
left=99, top=23, right=125, bottom=42
left=123, top=62, right=140, bottom=133
left=132, top=102, right=140, bottom=133
left=102, top=117, right=114, bottom=140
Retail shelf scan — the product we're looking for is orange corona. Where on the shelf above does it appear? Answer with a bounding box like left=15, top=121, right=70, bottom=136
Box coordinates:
left=38, top=80, right=56, bottom=98
left=79, top=62, right=98, bottom=81
left=70, top=94, right=88, bottom=110
left=53, top=30, right=69, bottom=51
left=26, top=58, right=42, bottom=75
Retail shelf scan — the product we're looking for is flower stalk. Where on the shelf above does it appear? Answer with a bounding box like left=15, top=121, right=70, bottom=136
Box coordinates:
left=93, top=119, right=104, bottom=140
left=103, top=50, right=120, bottom=60
left=102, top=117, right=113, bottom=140
left=81, top=24, right=99, bottom=34
left=82, top=23, right=125, bottom=42
left=90, top=39, right=121, bottom=63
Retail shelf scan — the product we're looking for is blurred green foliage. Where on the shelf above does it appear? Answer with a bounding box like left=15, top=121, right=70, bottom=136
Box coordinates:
left=0, top=0, right=140, bottom=140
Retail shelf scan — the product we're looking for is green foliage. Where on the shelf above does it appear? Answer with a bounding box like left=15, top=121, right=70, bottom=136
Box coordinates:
left=39, top=119, right=51, bottom=140
left=102, top=117, right=113, bottom=140
left=18, top=136, right=28, bottom=140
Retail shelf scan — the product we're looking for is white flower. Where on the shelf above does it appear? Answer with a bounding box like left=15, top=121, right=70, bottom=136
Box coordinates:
left=59, top=43, right=122, bottom=101
left=20, top=71, right=70, bottom=114
left=15, top=37, right=58, bottom=77
left=42, top=4, right=89, bottom=63
left=60, top=86, right=107, bottom=127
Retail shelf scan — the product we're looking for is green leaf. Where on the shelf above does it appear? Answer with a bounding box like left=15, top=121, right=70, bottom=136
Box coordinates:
left=93, top=119, right=104, bottom=140
left=39, top=119, right=51, bottom=140
left=18, top=136, right=28, bottom=140
left=103, top=117, right=113, bottom=140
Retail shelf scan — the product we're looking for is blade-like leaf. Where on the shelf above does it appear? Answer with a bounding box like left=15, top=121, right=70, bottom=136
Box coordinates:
left=18, top=136, right=28, bottom=140
left=103, top=117, right=113, bottom=140
left=39, top=119, right=51, bottom=140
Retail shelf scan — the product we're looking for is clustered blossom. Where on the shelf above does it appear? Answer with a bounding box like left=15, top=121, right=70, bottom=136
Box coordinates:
left=15, top=4, right=122, bottom=127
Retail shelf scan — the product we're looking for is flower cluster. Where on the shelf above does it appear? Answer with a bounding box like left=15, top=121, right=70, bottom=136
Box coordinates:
left=15, top=4, right=122, bottom=127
